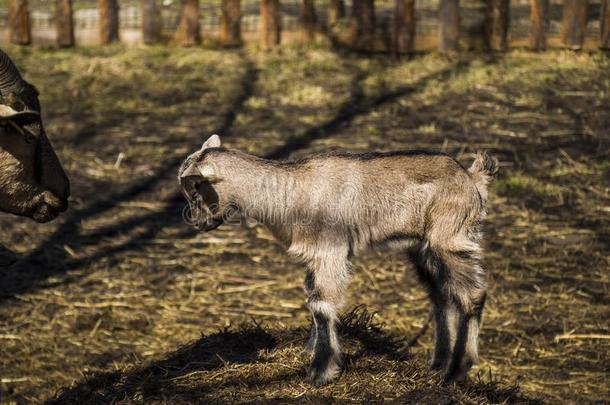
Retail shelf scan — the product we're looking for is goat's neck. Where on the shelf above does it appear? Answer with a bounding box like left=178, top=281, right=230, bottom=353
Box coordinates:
left=228, top=156, right=299, bottom=226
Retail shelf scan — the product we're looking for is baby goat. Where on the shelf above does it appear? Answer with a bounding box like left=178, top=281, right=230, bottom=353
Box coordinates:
left=179, top=135, right=497, bottom=385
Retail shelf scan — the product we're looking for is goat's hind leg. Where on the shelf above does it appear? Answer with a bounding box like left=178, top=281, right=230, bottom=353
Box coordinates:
left=411, top=244, right=487, bottom=382
left=303, top=317, right=317, bottom=354
left=437, top=248, right=487, bottom=382
left=409, top=248, right=454, bottom=373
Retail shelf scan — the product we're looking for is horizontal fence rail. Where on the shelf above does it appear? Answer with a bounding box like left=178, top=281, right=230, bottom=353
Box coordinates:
left=0, top=0, right=607, bottom=51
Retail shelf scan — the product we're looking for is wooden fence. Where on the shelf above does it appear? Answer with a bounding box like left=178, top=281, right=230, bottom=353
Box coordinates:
left=2, top=0, right=609, bottom=51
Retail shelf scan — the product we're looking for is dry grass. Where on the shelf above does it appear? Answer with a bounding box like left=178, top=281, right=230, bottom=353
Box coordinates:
left=0, top=45, right=608, bottom=404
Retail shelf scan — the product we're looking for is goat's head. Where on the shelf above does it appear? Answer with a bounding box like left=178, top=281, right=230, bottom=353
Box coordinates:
left=0, top=49, right=70, bottom=223
left=179, top=134, right=234, bottom=232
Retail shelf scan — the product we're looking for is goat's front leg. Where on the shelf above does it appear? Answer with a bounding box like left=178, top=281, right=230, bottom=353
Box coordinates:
left=304, top=257, right=350, bottom=385
left=302, top=271, right=317, bottom=355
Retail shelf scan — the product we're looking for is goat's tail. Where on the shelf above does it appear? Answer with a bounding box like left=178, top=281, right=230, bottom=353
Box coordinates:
left=468, top=151, right=498, bottom=203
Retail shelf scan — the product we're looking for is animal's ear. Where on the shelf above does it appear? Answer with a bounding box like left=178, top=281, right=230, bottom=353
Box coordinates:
left=0, top=118, right=38, bottom=144
left=0, top=105, right=40, bottom=142
left=201, top=134, right=221, bottom=150
left=180, top=163, right=200, bottom=179
left=197, top=163, right=221, bottom=182
left=180, top=162, right=221, bottom=183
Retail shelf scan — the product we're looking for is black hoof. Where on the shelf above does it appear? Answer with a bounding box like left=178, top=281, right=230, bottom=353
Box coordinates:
left=306, top=359, right=342, bottom=386
left=429, top=355, right=447, bottom=373
left=442, top=359, right=472, bottom=384
left=306, top=351, right=343, bottom=386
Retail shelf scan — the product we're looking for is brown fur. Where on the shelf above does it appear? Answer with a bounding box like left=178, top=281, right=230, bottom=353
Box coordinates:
left=179, top=135, right=497, bottom=385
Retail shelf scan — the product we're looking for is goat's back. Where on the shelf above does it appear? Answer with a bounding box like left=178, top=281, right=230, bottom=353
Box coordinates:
left=286, top=151, right=483, bottom=248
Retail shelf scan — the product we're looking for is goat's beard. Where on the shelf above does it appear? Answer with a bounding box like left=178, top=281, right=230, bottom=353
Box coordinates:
left=185, top=203, right=224, bottom=232
left=198, top=216, right=224, bottom=232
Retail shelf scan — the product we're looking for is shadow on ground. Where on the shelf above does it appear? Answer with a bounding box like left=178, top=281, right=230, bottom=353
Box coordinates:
left=48, top=307, right=539, bottom=404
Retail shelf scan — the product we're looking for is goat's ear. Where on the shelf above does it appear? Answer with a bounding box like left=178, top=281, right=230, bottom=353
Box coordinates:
left=180, top=163, right=200, bottom=179
left=197, top=163, right=221, bottom=183
left=180, top=162, right=221, bottom=183
left=201, top=134, right=221, bottom=150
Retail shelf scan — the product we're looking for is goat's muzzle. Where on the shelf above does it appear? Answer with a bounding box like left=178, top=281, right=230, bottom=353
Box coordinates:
left=31, top=191, right=68, bottom=223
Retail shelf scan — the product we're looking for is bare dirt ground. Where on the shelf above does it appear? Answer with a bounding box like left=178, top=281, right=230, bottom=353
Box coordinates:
left=0, top=45, right=608, bottom=404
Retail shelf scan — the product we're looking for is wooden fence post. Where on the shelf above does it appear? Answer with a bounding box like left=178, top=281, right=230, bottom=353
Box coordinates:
left=439, top=0, right=459, bottom=54
left=328, top=0, right=345, bottom=27
left=300, top=0, right=316, bottom=42
left=485, top=0, right=510, bottom=51
left=141, top=0, right=161, bottom=44
left=175, top=0, right=201, bottom=46
left=529, top=0, right=548, bottom=51
left=99, top=0, right=119, bottom=44
left=350, top=0, right=362, bottom=47
left=394, top=0, right=415, bottom=55
left=561, top=0, right=588, bottom=49
left=361, top=0, right=375, bottom=50
left=351, top=0, right=375, bottom=50
left=55, top=0, right=74, bottom=47
left=601, top=0, right=610, bottom=49
left=220, top=0, right=242, bottom=46
left=8, top=0, right=31, bottom=45
left=260, top=0, right=281, bottom=49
